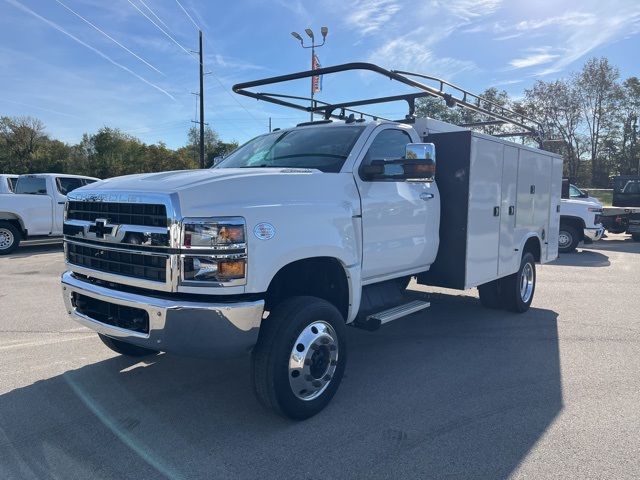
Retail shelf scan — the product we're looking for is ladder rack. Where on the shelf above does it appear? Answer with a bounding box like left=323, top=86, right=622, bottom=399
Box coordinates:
left=232, top=62, right=545, bottom=144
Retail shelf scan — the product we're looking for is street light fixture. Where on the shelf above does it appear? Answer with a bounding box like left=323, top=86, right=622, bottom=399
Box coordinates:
left=290, top=26, right=329, bottom=121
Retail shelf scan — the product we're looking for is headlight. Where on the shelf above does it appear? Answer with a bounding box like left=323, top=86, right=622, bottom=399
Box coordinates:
left=182, top=217, right=245, bottom=247
left=180, top=217, right=247, bottom=285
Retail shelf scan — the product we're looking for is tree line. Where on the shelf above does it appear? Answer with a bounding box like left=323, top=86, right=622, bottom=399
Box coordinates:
left=416, top=57, right=639, bottom=187
left=0, top=118, right=238, bottom=179
left=2, top=56, right=638, bottom=187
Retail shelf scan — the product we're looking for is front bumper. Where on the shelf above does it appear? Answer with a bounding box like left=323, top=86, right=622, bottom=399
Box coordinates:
left=61, top=271, right=264, bottom=358
left=583, top=226, right=604, bottom=242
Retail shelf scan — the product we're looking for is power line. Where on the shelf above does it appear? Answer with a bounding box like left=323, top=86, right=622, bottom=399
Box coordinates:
left=138, top=0, right=170, bottom=31
left=6, top=0, right=175, bottom=100
left=174, top=0, right=200, bottom=30
left=126, top=0, right=195, bottom=60
left=54, top=0, right=164, bottom=75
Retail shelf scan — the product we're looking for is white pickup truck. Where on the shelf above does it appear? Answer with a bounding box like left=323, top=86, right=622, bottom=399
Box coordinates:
left=558, top=182, right=604, bottom=253
left=0, top=173, right=98, bottom=254
left=60, top=63, right=562, bottom=419
left=0, top=174, right=19, bottom=194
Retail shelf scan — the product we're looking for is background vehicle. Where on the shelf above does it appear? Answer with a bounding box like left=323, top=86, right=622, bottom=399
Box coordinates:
left=0, top=174, right=19, bottom=194
left=599, top=176, right=640, bottom=241
left=559, top=180, right=604, bottom=253
left=0, top=173, right=98, bottom=254
left=60, top=63, right=562, bottom=419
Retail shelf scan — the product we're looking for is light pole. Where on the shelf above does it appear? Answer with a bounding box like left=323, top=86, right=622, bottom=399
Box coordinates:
left=291, top=26, right=328, bottom=121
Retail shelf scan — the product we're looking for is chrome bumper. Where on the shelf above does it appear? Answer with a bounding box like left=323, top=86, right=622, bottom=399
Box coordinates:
left=61, top=271, right=264, bottom=358
left=583, top=226, right=604, bottom=242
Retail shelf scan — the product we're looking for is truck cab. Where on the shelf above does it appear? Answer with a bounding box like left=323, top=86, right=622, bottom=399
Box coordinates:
left=0, top=173, right=98, bottom=254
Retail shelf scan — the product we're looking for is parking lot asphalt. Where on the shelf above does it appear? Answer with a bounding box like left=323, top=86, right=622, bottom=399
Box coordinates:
left=1, top=235, right=639, bottom=480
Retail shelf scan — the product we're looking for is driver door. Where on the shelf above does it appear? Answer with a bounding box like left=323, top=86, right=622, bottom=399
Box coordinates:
left=354, top=126, right=440, bottom=281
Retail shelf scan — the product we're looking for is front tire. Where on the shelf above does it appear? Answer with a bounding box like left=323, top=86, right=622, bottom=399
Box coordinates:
left=0, top=221, right=21, bottom=255
left=558, top=224, right=580, bottom=253
left=98, top=334, right=159, bottom=357
left=251, top=296, right=347, bottom=420
left=501, top=252, right=536, bottom=313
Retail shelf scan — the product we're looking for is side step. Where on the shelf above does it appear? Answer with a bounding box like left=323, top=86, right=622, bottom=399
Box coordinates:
left=354, top=300, right=430, bottom=331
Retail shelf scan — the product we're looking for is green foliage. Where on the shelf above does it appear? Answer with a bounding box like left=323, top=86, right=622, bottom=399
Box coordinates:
left=0, top=120, right=239, bottom=178
left=416, top=57, right=640, bottom=187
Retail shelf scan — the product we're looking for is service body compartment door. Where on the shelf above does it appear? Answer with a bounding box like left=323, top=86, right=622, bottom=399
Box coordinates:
left=498, top=146, right=519, bottom=276
left=465, top=136, right=503, bottom=287
left=546, top=157, right=563, bottom=261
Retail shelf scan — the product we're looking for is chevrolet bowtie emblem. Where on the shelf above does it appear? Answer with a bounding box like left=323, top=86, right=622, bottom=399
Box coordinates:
left=93, top=219, right=113, bottom=239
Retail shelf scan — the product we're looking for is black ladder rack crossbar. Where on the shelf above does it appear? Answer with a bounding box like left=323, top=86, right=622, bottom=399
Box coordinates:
left=232, top=62, right=544, bottom=140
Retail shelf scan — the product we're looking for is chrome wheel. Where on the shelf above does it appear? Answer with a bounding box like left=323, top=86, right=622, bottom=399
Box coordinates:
left=288, top=321, right=339, bottom=401
left=520, top=262, right=534, bottom=303
left=0, top=228, right=14, bottom=250
left=558, top=231, right=572, bottom=248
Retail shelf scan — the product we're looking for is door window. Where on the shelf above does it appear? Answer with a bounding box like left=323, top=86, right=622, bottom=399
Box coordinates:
left=361, top=129, right=412, bottom=179
left=15, top=177, right=47, bottom=195
left=56, top=177, right=84, bottom=195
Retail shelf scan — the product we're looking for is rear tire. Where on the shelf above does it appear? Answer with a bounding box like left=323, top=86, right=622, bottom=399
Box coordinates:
left=0, top=221, right=21, bottom=255
left=251, top=296, right=347, bottom=420
left=558, top=224, right=580, bottom=253
left=501, top=252, right=536, bottom=313
left=98, top=334, right=159, bottom=357
left=478, top=280, right=502, bottom=309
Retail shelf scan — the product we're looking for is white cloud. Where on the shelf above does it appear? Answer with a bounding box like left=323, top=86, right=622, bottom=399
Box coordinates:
left=514, top=12, right=597, bottom=31
left=344, top=0, right=402, bottom=35
left=368, top=38, right=476, bottom=77
left=509, top=48, right=560, bottom=69
left=433, top=0, right=503, bottom=20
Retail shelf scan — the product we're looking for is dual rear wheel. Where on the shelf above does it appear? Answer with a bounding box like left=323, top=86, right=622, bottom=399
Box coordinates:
left=478, top=252, right=536, bottom=313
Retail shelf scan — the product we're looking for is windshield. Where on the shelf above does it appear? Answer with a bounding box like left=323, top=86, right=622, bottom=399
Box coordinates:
left=215, top=125, right=365, bottom=173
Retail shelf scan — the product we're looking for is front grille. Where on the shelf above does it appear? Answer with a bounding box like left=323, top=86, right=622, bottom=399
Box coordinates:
left=67, top=242, right=167, bottom=283
left=67, top=201, right=167, bottom=228
left=73, top=293, right=149, bottom=334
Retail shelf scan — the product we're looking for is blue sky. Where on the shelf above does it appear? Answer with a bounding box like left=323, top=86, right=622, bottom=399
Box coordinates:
left=1, top=0, right=639, bottom=148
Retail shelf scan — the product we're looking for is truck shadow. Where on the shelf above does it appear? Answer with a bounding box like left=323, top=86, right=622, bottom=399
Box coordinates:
left=550, top=250, right=610, bottom=267
left=2, top=242, right=63, bottom=259
left=583, top=237, right=640, bottom=255
left=0, top=295, right=561, bottom=479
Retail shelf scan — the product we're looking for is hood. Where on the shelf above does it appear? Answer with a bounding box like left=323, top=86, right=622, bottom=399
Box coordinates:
left=82, top=168, right=321, bottom=194
left=72, top=167, right=361, bottom=218
left=562, top=197, right=603, bottom=209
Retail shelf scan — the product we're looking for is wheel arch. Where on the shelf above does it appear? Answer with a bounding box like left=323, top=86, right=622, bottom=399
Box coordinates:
left=521, top=235, right=542, bottom=263
left=0, top=213, right=26, bottom=238
left=264, top=256, right=356, bottom=322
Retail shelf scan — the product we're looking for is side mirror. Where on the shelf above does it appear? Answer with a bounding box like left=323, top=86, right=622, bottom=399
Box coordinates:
left=212, top=156, right=224, bottom=167
left=581, top=189, right=589, bottom=198
left=360, top=143, right=437, bottom=182
left=404, top=143, right=436, bottom=181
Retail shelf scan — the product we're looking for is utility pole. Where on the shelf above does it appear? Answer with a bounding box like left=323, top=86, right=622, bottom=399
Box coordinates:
left=291, top=27, right=328, bottom=122
left=198, top=30, right=205, bottom=169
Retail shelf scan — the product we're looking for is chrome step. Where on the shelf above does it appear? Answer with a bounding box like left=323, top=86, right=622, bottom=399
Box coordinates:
left=368, top=300, right=430, bottom=324
left=354, top=299, right=430, bottom=331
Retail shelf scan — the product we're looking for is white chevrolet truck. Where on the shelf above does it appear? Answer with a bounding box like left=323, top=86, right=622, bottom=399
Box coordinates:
left=60, top=63, right=562, bottom=419
left=0, top=173, right=98, bottom=254
left=558, top=182, right=604, bottom=253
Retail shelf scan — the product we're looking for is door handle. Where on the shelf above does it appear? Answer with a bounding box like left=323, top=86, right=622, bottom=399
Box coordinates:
left=493, top=206, right=500, bottom=216
left=58, top=202, right=65, bottom=205
left=509, top=205, right=515, bottom=215
left=420, top=192, right=434, bottom=201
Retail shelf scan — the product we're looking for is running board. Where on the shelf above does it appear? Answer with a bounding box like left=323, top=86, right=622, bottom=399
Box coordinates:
left=354, top=300, right=430, bottom=331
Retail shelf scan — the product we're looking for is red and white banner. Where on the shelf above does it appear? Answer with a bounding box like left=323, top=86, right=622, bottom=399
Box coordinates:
left=312, top=54, right=322, bottom=94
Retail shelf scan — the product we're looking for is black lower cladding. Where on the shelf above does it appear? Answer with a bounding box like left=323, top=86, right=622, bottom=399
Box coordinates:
left=73, top=293, right=149, bottom=334
left=66, top=242, right=167, bottom=282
